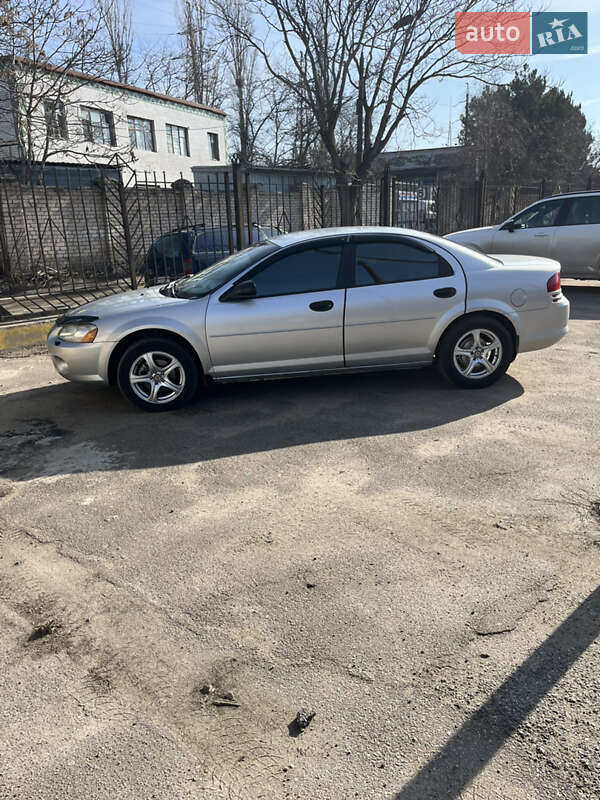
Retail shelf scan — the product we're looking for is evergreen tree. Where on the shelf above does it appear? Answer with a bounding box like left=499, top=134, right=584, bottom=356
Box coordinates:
left=459, top=66, right=592, bottom=185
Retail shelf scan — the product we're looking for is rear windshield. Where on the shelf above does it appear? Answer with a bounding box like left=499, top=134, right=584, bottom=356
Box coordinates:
left=174, top=241, right=280, bottom=298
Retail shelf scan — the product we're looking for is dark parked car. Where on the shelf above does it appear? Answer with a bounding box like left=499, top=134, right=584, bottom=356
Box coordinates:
left=143, top=224, right=281, bottom=286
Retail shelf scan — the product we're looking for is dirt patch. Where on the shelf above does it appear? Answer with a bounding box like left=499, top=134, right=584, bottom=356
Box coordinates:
left=589, top=500, right=600, bottom=525
left=0, top=419, right=71, bottom=478
left=27, top=620, right=61, bottom=642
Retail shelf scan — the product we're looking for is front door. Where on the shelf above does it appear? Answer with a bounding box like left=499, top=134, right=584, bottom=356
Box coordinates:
left=344, top=236, right=466, bottom=366
left=205, top=240, right=345, bottom=377
left=552, top=195, right=600, bottom=278
left=490, top=197, right=565, bottom=258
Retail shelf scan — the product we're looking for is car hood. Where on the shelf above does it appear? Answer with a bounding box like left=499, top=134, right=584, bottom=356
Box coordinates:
left=65, top=286, right=184, bottom=318
left=445, top=225, right=496, bottom=239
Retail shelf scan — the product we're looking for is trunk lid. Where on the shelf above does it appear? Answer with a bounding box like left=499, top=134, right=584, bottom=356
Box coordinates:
left=491, top=254, right=561, bottom=273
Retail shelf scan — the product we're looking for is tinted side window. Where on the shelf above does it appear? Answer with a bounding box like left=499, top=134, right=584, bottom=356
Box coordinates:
left=562, top=196, right=600, bottom=225
left=252, top=243, right=342, bottom=297
left=511, top=200, right=563, bottom=229
left=354, top=240, right=453, bottom=286
left=194, top=229, right=227, bottom=253
left=154, top=233, right=192, bottom=259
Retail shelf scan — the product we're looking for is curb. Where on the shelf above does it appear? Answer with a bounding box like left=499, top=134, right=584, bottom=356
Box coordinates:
left=0, top=319, right=55, bottom=353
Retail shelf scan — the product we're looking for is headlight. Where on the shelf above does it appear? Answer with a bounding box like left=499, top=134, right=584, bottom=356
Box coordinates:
left=57, top=322, right=98, bottom=343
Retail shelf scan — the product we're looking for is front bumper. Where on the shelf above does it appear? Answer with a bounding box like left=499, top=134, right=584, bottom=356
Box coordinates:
left=47, top=327, right=107, bottom=383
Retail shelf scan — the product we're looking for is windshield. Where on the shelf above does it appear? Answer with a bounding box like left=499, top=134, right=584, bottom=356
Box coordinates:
left=173, top=240, right=280, bottom=299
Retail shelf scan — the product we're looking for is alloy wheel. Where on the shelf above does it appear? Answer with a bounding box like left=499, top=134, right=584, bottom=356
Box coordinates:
left=452, top=328, right=503, bottom=380
left=129, top=351, right=186, bottom=404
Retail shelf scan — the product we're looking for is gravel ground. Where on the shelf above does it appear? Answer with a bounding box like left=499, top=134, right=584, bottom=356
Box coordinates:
left=0, top=281, right=599, bottom=800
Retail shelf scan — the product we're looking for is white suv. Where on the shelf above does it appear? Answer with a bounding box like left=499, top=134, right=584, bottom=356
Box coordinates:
left=445, top=192, right=600, bottom=280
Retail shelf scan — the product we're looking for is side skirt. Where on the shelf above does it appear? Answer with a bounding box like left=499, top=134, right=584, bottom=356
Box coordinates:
left=211, top=361, right=433, bottom=383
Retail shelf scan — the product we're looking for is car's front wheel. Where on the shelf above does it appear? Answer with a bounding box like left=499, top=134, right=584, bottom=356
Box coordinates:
left=437, top=316, right=513, bottom=389
left=117, top=337, right=199, bottom=411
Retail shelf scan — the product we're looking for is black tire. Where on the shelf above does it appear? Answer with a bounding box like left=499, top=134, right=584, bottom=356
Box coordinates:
left=117, top=336, right=199, bottom=411
left=436, top=315, right=514, bottom=389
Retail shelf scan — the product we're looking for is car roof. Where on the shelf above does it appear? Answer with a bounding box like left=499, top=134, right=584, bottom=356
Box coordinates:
left=267, top=226, right=503, bottom=271
left=541, top=190, right=600, bottom=199
left=268, top=226, right=446, bottom=248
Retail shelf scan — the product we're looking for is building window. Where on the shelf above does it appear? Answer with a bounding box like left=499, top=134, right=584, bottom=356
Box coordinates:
left=44, top=101, right=68, bottom=140
left=166, top=123, right=190, bottom=157
left=80, top=106, right=115, bottom=146
left=128, top=116, right=155, bottom=151
left=208, top=131, right=220, bottom=161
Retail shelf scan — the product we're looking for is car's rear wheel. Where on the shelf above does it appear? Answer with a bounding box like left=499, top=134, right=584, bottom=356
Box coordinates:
left=437, top=316, right=513, bottom=389
left=117, top=337, right=199, bottom=411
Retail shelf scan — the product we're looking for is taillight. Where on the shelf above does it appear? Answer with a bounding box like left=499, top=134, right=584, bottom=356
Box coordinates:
left=547, top=272, right=561, bottom=302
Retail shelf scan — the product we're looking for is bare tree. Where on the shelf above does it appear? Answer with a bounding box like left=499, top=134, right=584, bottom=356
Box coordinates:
left=214, top=0, right=265, bottom=163
left=139, top=43, right=184, bottom=98
left=97, top=0, right=134, bottom=84
left=0, top=0, right=126, bottom=171
left=177, top=0, right=223, bottom=108
left=225, top=0, right=517, bottom=222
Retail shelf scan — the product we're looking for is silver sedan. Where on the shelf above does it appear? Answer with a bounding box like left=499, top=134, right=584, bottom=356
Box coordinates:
left=47, top=227, right=569, bottom=411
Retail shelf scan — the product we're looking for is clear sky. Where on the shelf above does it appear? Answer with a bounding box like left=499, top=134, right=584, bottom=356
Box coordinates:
left=130, top=0, right=600, bottom=150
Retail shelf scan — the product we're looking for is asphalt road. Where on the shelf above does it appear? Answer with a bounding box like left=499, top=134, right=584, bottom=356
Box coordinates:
left=0, top=282, right=599, bottom=800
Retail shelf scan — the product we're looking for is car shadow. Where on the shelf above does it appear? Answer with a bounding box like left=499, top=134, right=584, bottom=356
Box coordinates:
left=0, top=368, right=523, bottom=482
left=562, top=282, right=600, bottom=321
left=395, top=585, right=600, bottom=800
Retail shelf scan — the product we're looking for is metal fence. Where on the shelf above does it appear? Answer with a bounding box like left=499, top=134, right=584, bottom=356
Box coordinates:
left=0, top=160, right=591, bottom=323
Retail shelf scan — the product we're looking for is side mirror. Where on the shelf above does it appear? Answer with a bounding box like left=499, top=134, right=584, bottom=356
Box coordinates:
left=504, top=220, right=516, bottom=232
left=221, top=279, right=257, bottom=302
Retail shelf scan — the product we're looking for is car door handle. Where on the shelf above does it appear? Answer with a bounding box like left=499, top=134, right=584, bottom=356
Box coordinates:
left=433, top=287, right=456, bottom=299
left=534, top=233, right=549, bottom=237
left=309, top=300, right=334, bottom=311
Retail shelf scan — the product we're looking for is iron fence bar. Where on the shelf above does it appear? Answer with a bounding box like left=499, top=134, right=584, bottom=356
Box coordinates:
left=253, top=177, right=260, bottom=238
left=142, top=172, right=159, bottom=283
left=99, top=171, right=122, bottom=281
left=206, top=174, right=218, bottom=262
left=223, top=172, right=234, bottom=254
left=77, top=169, right=101, bottom=290
left=232, top=161, right=244, bottom=250
left=53, top=167, right=77, bottom=292
left=65, top=167, right=88, bottom=290
left=0, top=181, right=11, bottom=281
left=14, top=170, right=39, bottom=295
left=39, top=166, right=65, bottom=295
left=0, top=169, right=25, bottom=289
left=116, top=169, right=137, bottom=290
left=164, top=172, right=182, bottom=275
left=215, top=172, right=226, bottom=247
left=89, top=171, right=108, bottom=289
left=245, top=170, right=252, bottom=245
left=28, top=171, right=55, bottom=294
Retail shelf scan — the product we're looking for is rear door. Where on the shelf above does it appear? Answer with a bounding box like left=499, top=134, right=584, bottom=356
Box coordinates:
left=206, top=239, right=346, bottom=377
left=344, top=235, right=466, bottom=366
left=490, top=198, right=565, bottom=258
left=553, top=195, right=600, bottom=278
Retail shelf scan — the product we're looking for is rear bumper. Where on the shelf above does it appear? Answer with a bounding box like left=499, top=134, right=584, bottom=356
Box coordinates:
left=517, top=296, right=570, bottom=353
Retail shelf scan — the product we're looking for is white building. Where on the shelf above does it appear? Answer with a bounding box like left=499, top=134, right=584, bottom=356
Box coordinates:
left=0, top=57, right=228, bottom=182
